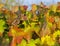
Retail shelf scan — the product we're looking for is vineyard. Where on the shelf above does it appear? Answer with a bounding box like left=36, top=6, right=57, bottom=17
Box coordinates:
left=0, top=2, right=60, bottom=46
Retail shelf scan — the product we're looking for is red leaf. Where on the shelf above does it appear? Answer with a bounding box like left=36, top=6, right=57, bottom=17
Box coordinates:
left=23, top=5, right=28, bottom=10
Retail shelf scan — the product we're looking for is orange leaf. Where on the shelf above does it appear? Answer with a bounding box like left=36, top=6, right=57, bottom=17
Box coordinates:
left=49, top=16, right=54, bottom=23
left=0, top=32, right=2, bottom=36
left=13, top=26, right=23, bottom=32
left=16, top=36, right=23, bottom=44
left=24, top=33, right=31, bottom=42
left=8, top=32, right=12, bottom=36
left=10, top=37, right=17, bottom=46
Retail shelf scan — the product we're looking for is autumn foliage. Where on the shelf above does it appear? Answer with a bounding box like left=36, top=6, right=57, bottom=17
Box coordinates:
left=0, top=2, right=60, bottom=46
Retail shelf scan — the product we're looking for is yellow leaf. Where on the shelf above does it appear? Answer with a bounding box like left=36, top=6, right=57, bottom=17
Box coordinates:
left=41, top=36, right=45, bottom=44
left=0, top=4, right=4, bottom=8
left=50, top=5, right=57, bottom=12
left=32, top=4, right=37, bottom=12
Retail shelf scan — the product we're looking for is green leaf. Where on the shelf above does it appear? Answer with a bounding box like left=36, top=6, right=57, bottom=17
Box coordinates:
left=55, top=12, right=60, bottom=17
left=35, top=38, right=40, bottom=44
left=18, top=39, right=26, bottom=46
left=49, top=11, right=54, bottom=16
left=19, top=24, right=25, bottom=28
left=0, top=19, right=5, bottom=33
left=35, top=38, right=41, bottom=46
left=26, top=39, right=36, bottom=46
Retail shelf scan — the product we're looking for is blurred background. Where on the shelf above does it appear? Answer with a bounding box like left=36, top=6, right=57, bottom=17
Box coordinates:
left=0, top=0, right=60, bottom=10
left=1, top=0, right=60, bottom=5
